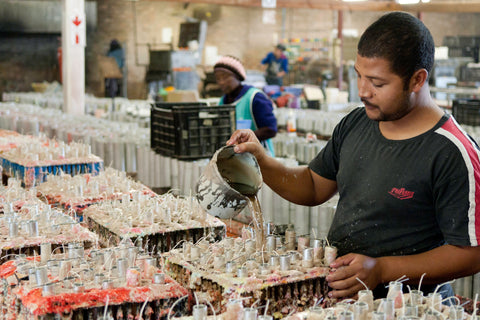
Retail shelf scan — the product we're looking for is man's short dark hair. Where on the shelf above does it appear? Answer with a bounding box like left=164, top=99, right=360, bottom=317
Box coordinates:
left=357, top=11, right=435, bottom=89
left=276, top=44, right=286, bottom=51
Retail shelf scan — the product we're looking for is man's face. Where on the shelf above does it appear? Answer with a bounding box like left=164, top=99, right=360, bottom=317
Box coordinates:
left=355, top=54, right=413, bottom=122
left=214, top=69, right=240, bottom=95
left=274, top=48, right=283, bottom=59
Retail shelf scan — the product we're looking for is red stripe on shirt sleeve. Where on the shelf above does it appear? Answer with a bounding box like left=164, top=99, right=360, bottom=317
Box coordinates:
left=441, top=118, right=480, bottom=245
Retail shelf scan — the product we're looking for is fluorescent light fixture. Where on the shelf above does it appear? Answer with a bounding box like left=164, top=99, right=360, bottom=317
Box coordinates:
left=421, top=0, right=431, bottom=2
left=396, top=0, right=420, bottom=4
left=342, top=0, right=368, bottom=2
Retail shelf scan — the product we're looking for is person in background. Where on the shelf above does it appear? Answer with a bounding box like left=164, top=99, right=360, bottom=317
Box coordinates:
left=227, top=12, right=480, bottom=301
left=105, top=39, right=124, bottom=98
left=261, top=44, right=289, bottom=86
left=214, top=55, right=277, bottom=156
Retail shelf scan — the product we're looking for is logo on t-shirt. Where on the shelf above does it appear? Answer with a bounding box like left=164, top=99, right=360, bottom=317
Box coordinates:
left=388, top=187, right=414, bottom=200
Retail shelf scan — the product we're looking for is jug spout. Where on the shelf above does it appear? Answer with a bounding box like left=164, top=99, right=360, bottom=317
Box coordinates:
left=196, top=146, right=262, bottom=219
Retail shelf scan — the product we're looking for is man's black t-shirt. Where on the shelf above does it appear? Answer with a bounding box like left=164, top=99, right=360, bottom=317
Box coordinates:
left=309, top=107, right=480, bottom=258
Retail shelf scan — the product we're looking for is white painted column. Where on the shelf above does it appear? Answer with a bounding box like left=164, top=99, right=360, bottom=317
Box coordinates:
left=62, top=0, right=85, bottom=115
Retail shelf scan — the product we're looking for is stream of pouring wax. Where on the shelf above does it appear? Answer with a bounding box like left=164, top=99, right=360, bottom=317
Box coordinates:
left=217, top=153, right=265, bottom=251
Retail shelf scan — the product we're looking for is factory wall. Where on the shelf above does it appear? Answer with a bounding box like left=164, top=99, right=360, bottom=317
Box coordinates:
left=0, top=34, right=60, bottom=96
left=1, top=1, right=480, bottom=99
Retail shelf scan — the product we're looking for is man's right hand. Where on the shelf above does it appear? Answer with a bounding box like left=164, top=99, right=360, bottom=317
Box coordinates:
left=226, top=129, right=268, bottom=163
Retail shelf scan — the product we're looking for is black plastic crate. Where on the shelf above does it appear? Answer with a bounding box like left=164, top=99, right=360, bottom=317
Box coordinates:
left=452, top=99, right=480, bottom=126
left=151, top=103, right=236, bottom=159
left=150, top=102, right=207, bottom=152
left=460, top=65, right=480, bottom=82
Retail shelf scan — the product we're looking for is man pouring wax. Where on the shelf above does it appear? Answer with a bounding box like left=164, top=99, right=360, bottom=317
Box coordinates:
left=227, top=12, right=480, bottom=300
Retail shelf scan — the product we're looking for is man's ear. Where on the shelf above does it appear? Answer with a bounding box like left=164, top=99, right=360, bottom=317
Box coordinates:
left=409, top=69, right=428, bottom=93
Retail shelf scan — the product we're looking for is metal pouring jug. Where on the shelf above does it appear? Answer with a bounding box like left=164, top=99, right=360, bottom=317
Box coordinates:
left=196, top=145, right=262, bottom=219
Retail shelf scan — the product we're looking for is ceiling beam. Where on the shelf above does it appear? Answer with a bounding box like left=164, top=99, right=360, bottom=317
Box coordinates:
left=143, top=0, right=480, bottom=13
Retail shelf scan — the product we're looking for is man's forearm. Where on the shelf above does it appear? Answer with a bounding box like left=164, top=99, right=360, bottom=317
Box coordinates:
left=378, top=244, right=480, bottom=285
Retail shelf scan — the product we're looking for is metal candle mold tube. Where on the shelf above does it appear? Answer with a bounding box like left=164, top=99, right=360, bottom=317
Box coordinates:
left=353, top=301, right=369, bottom=320
left=28, top=268, right=37, bottom=286
left=190, top=245, right=201, bottom=260
left=36, top=267, right=48, bottom=286
left=285, top=226, right=296, bottom=251
left=279, top=254, right=290, bottom=271
left=144, top=257, right=156, bottom=278
left=339, top=311, right=354, bottom=320
left=243, top=308, right=258, bottom=320
left=102, top=279, right=115, bottom=290
left=94, top=273, right=105, bottom=286
left=324, top=245, right=337, bottom=266
left=127, top=246, right=138, bottom=267
left=297, top=235, right=310, bottom=253
left=275, top=236, right=282, bottom=249
left=154, top=272, right=165, bottom=284
left=266, top=235, right=276, bottom=252
left=237, top=267, right=248, bottom=278
left=358, top=289, right=374, bottom=311
left=309, top=306, right=323, bottom=317
left=245, top=239, right=256, bottom=255
left=41, top=243, right=52, bottom=264
left=424, top=309, right=441, bottom=320
left=213, top=256, right=225, bottom=269
left=104, top=250, right=115, bottom=270
left=182, top=242, right=192, bottom=255
left=117, top=257, right=128, bottom=279
left=59, top=259, right=72, bottom=279
left=259, top=263, right=269, bottom=275
left=265, top=221, right=275, bottom=235
left=94, top=252, right=105, bottom=267
left=372, top=312, right=386, bottom=320
left=42, top=282, right=56, bottom=296
left=27, top=220, right=39, bottom=237
left=312, top=238, right=325, bottom=261
left=289, top=251, right=300, bottom=263
left=379, top=298, right=395, bottom=320
left=245, top=258, right=256, bottom=270
left=409, top=289, right=423, bottom=306
left=193, top=304, right=208, bottom=320
left=73, top=282, right=85, bottom=293
left=126, top=266, right=141, bottom=286
left=448, top=306, right=463, bottom=320
left=386, top=281, right=403, bottom=305
left=63, top=276, right=75, bottom=290
left=302, top=248, right=314, bottom=268
left=225, top=261, right=236, bottom=274
left=8, top=221, right=18, bottom=237
left=427, top=293, right=442, bottom=312
left=269, top=255, right=280, bottom=268
left=404, top=304, right=419, bottom=317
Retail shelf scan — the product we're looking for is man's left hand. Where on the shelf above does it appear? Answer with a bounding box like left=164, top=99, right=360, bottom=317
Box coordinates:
left=326, top=253, right=383, bottom=299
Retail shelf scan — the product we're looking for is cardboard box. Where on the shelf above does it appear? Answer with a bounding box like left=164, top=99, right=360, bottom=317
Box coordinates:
left=98, top=55, right=122, bottom=79
left=166, top=90, right=199, bottom=102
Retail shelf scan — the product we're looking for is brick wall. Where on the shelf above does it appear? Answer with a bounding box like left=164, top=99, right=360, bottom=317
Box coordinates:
left=1, top=2, right=480, bottom=99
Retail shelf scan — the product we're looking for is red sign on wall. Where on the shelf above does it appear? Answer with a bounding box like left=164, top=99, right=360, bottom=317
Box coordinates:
left=70, top=12, right=86, bottom=47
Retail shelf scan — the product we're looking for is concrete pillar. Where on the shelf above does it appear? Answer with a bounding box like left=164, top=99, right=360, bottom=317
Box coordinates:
left=62, top=0, right=85, bottom=115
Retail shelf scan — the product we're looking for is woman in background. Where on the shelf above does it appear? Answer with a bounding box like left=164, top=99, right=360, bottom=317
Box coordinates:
left=214, top=56, right=277, bottom=156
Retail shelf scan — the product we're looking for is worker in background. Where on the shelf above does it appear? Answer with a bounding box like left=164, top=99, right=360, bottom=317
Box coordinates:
left=214, top=56, right=277, bottom=157
left=227, top=12, right=480, bottom=300
left=261, top=44, right=289, bottom=86
left=105, top=39, right=124, bottom=98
